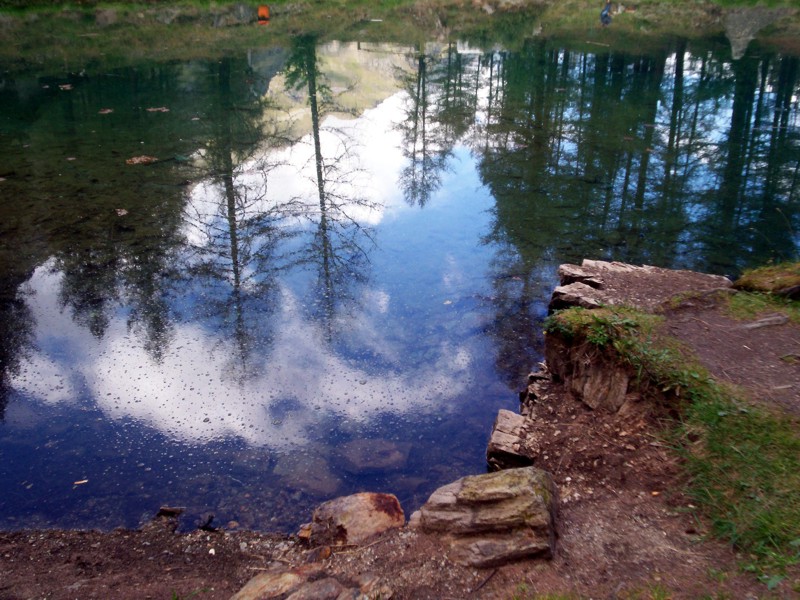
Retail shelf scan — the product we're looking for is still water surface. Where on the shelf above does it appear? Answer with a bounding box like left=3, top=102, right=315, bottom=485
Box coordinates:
left=0, top=32, right=798, bottom=531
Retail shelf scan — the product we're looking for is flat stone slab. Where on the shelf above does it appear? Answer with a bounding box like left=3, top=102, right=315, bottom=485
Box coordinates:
left=550, top=259, right=732, bottom=313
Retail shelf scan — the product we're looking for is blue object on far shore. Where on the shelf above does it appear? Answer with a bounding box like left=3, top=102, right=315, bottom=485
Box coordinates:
left=600, top=1, right=612, bottom=26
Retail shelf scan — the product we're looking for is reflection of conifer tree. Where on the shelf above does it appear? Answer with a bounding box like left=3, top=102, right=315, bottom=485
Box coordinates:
left=284, top=35, right=376, bottom=341
left=37, top=63, right=209, bottom=352
left=702, top=51, right=800, bottom=270
left=0, top=277, right=36, bottom=421
left=184, top=57, right=295, bottom=380
left=753, top=55, right=799, bottom=261
left=437, top=43, right=481, bottom=147
left=397, top=45, right=452, bottom=207
left=57, top=247, right=120, bottom=339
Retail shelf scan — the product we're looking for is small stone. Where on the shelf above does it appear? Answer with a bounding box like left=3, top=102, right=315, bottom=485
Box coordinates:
left=303, top=545, right=331, bottom=563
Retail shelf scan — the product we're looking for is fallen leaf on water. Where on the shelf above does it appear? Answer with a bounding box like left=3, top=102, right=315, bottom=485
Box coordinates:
left=191, top=117, right=200, bottom=121
left=74, top=479, right=88, bottom=485
left=116, top=208, right=128, bottom=216
left=98, top=108, right=114, bottom=115
left=0, top=177, right=6, bottom=182
left=66, top=157, right=76, bottom=161
left=126, top=155, right=159, bottom=165
left=443, top=300, right=452, bottom=305
left=59, top=84, right=73, bottom=91
left=146, top=106, right=170, bottom=112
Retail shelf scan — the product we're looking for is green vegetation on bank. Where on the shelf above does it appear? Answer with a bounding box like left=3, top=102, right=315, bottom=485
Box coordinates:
left=544, top=268, right=800, bottom=578
left=1, top=0, right=798, bottom=10
left=728, top=262, right=800, bottom=324
left=0, top=0, right=798, bottom=74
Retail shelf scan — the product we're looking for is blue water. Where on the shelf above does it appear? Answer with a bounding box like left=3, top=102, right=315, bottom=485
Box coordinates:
left=0, top=36, right=797, bottom=531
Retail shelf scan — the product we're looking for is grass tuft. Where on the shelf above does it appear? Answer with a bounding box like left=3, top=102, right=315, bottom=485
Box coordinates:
left=734, top=261, right=800, bottom=295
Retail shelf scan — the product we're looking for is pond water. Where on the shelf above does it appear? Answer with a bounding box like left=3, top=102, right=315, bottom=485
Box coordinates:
left=0, top=27, right=798, bottom=532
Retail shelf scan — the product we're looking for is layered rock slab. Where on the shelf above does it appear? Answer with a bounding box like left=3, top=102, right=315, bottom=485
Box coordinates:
left=550, top=259, right=731, bottom=313
left=486, top=409, right=540, bottom=470
left=410, top=467, right=557, bottom=567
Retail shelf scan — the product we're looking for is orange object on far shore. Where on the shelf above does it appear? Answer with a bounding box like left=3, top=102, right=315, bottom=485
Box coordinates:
left=258, top=5, right=270, bottom=24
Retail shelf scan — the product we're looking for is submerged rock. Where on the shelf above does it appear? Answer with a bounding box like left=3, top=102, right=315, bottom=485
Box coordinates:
left=339, top=438, right=411, bottom=474
left=273, top=453, right=342, bottom=497
left=410, top=467, right=557, bottom=567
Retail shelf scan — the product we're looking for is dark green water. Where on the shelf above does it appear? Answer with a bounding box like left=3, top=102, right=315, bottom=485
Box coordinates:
left=0, top=29, right=798, bottom=531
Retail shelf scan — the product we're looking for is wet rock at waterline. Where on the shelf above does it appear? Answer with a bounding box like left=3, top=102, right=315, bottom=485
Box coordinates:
left=486, top=409, right=540, bottom=470
left=300, top=492, right=405, bottom=547
left=409, top=467, right=557, bottom=567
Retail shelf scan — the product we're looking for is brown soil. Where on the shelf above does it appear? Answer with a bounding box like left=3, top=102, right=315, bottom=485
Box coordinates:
left=2, top=286, right=799, bottom=599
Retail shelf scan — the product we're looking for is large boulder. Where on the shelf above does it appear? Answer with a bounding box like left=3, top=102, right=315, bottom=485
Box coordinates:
left=409, top=467, right=557, bottom=567
left=723, top=7, right=795, bottom=60
left=303, top=492, right=405, bottom=547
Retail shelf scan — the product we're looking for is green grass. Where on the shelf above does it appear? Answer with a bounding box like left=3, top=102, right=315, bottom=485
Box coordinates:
left=545, top=306, right=800, bottom=576
left=725, top=291, right=800, bottom=324
left=727, top=261, right=800, bottom=324
left=509, top=585, right=582, bottom=600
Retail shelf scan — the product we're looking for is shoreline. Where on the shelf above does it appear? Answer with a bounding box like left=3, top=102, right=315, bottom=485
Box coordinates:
left=3, top=259, right=798, bottom=598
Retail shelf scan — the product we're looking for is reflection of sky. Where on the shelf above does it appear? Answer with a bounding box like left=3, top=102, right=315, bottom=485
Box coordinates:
left=184, top=92, right=409, bottom=251
left=11, top=257, right=477, bottom=448
left=9, top=80, right=499, bottom=453
left=6, top=55, right=504, bottom=537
